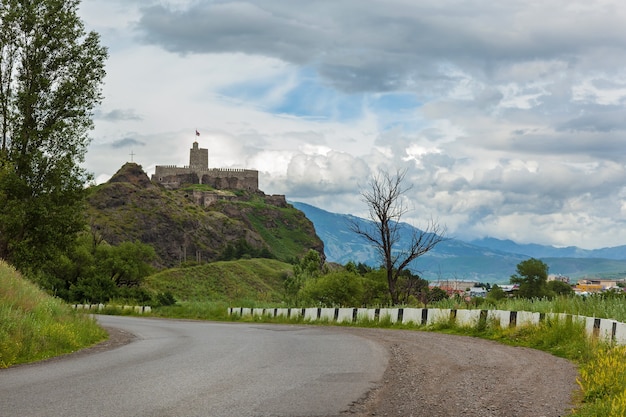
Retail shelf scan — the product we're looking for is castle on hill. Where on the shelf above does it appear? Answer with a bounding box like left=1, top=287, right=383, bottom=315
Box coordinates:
left=152, top=140, right=259, bottom=191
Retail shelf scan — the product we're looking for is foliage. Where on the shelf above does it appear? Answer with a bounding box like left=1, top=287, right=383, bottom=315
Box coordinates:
left=510, top=258, right=550, bottom=298
left=574, top=344, right=626, bottom=416
left=351, top=169, right=446, bottom=304
left=361, top=268, right=391, bottom=306
left=486, top=284, right=506, bottom=302
left=299, top=271, right=365, bottom=307
left=218, top=238, right=274, bottom=261
left=154, top=291, right=177, bottom=307
left=427, top=286, right=449, bottom=303
left=32, top=233, right=156, bottom=304
left=0, top=0, right=107, bottom=274
left=0, top=260, right=106, bottom=367
left=547, top=279, right=574, bottom=296
left=283, top=249, right=324, bottom=305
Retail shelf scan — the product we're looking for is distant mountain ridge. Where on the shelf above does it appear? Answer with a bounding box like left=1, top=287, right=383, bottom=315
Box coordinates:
left=469, top=237, right=626, bottom=260
left=291, top=201, right=626, bottom=282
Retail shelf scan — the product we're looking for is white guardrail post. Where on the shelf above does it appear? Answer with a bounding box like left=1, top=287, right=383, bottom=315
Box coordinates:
left=229, top=307, right=626, bottom=345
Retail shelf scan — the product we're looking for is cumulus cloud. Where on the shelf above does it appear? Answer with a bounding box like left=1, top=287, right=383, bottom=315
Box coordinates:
left=80, top=0, right=626, bottom=249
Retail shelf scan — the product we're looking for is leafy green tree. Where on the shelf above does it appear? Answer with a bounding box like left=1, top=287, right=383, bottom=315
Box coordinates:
left=351, top=169, right=446, bottom=305
left=299, top=271, right=364, bottom=307
left=361, top=268, right=391, bottom=306
left=510, top=258, right=550, bottom=299
left=427, top=286, right=449, bottom=303
left=94, top=241, right=155, bottom=288
left=69, top=275, right=117, bottom=304
left=35, top=234, right=155, bottom=304
left=0, top=0, right=107, bottom=273
left=546, top=280, right=574, bottom=296
left=283, top=249, right=324, bottom=305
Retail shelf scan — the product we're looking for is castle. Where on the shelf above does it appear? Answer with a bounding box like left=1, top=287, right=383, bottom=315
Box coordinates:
left=152, top=141, right=259, bottom=191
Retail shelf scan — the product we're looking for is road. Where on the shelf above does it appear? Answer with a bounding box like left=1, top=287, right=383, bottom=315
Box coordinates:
left=0, top=316, right=388, bottom=417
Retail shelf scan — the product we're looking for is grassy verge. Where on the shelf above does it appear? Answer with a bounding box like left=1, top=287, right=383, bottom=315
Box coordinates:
left=431, top=295, right=626, bottom=322
left=0, top=261, right=107, bottom=368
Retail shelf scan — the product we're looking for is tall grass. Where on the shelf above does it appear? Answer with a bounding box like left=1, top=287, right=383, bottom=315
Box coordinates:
left=0, top=261, right=107, bottom=368
left=430, top=294, right=626, bottom=322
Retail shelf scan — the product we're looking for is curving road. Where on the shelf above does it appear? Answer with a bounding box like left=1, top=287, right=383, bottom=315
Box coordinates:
left=0, top=316, right=388, bottom=417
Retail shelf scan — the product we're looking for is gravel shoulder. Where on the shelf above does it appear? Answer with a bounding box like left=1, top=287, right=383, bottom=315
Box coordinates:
left=84, top=324, right=579, bottom=417
left=339, top=327, right=579, bottom=417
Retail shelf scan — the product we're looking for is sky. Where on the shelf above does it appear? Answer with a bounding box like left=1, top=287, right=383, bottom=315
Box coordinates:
left=78, top=0, right=626, bottom=250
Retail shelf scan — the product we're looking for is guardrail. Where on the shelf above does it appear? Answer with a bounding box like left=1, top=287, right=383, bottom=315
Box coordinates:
left=72, top=304, right=152, bottom=314
left=229, top=307, right=626, bottom=345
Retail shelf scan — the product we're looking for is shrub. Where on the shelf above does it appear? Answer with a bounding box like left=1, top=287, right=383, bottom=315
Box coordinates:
left=299, top=271, right=364, bottom=307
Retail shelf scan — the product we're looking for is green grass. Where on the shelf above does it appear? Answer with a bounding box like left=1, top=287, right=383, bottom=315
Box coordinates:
left=0, top=260, right=107, bottom=368
left=143, top=258, right=292, bottom=302
left=430, top=295, right=626, bottom=322
left=243, top=205, right=320, bottom=262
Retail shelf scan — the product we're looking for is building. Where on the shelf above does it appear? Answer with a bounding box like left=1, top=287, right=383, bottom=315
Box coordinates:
left=575, top=278, right=623, bottom=294
left=152, top=141, right=259, bottom=191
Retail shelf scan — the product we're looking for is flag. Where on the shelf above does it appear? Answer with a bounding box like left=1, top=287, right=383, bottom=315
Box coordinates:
left=195, top=129, right=200, bottom=136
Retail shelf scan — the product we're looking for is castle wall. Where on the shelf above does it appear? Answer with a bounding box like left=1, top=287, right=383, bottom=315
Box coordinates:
left=151, top=141, right=259, bottom=192
left=152, top=166, right=259, bottom=191
left=201, top=168, right=258, bottom=191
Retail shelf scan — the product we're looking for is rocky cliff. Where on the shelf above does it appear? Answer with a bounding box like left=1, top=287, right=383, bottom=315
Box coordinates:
left=86, top=163, right=324, bottom=268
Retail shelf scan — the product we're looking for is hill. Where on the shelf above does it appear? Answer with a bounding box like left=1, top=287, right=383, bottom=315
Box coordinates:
left=0, top=260, right=106, bottom=367
left=144, top=258, right=291, bottom=302
left=291, top=201, right=626, bottom=282
left=86, top=163, right=324, bottom=268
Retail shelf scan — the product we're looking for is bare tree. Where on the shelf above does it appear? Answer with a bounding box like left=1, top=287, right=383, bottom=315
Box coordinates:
left=351, top=169, right=446, bottom=305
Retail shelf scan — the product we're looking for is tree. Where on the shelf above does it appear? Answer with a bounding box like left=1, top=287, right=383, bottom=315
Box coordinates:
left=351, top=169, right=446, bottom=305
left=546, top=280, right=574, bottom=297
left=510, top=258, right=549, bottom=299
left=299, top=271, right=364, bottom=307
left=0, top=0, right=107, bottom=272
left=283, top=249, right=324, bottom=305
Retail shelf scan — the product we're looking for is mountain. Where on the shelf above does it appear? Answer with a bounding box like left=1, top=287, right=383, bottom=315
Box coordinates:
left=292, top=201, right=626, bottom=282
left=469, top=237, right=626, bottom=260
left=86, top=163, right=324, bottom=268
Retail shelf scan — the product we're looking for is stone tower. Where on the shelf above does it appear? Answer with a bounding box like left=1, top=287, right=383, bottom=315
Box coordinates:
left=189, top=141, right=208, bottom=170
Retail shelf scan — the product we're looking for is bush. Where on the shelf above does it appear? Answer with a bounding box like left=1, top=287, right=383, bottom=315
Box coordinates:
left=155, top=291, right=177, bottom=307
left=299, top=271, right=364, bottom=307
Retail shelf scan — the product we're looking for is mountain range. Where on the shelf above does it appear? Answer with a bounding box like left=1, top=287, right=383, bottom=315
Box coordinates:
left=291, top=201, right=626, bottom=283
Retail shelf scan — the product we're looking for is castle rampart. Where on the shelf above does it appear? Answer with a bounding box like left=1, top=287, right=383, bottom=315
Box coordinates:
left=151, top=140, right=259, bottom=191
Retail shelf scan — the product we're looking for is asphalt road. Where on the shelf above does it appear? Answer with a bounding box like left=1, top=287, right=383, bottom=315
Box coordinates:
left=0, top=316, right=387, bottom=417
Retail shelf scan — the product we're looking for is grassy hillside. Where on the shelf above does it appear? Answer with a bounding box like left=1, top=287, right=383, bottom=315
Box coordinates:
left=0, top=261, right=107, bottom=368
left=143, top=258, right=292, bottom=302
left=87, top=163, right=324, bottom=268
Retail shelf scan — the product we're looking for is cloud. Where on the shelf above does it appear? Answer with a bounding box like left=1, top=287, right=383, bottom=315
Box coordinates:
left=96, top=109, right=143, bottom=121
left=79, top=0, right=626, bottom=250
left=110, top=138, right=146, bottom=148
left=136, top=1, right=626, bottom=93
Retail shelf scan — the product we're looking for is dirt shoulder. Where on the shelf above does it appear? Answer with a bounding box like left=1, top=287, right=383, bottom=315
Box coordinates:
left=339, top=327, right=579, bottom=417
